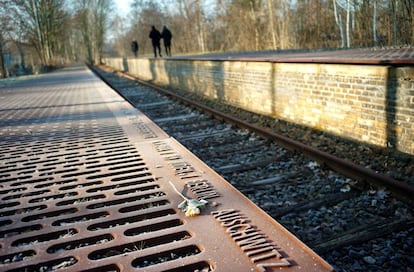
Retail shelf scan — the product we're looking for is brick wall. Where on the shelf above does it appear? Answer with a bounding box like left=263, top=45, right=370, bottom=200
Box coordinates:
left=102, top=58, right=414, bottom=155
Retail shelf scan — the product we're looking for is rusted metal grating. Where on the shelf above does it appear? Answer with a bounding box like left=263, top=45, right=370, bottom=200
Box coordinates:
left=172, top=47, right=414, bottom=64
left=0, top=66, right=332, bottom=271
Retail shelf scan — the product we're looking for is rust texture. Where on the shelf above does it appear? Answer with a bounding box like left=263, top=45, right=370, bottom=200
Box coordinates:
left=0, top=65, right=332, bottom=271
left=170, top=47, right=414, bottom=65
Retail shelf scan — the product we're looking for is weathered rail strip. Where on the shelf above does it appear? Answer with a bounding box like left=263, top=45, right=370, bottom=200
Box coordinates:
left=0, top=65, right=332, bottom=271
left=92, top=64, right=414, bottom=271
left=172, top=47, right=414, bottom=64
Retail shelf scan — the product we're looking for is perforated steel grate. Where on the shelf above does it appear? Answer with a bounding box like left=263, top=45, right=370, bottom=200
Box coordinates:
left=0, top=66, right=332, bottom=272
left=0, top=68, right=176, bottom=271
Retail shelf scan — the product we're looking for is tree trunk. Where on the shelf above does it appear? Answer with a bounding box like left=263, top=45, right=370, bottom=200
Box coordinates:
left=373, top=0, right=377, bottom=46
left=249, top=1, right=259, bottom=50
left=195, top=0, right=205, bottom=52
left=0, top=41, right=6, bottom=78
left=266, top=0, right=277, bottom=49
left=346, top=0, right=351, bottom=48
left=391, top=0, right=398, bottom=46
left=333, top=0, right=345, bottom=48
left=31, top=0, right=46, bottom=65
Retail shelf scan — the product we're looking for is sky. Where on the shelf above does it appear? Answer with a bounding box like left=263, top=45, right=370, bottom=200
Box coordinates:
left=113, top=0, right=218, bottom=17
left=114, top=0, right=132, bottom=15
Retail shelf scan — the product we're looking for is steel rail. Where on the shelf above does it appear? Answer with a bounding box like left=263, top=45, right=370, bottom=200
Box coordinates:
left=92, top=65, right=414, bottom=206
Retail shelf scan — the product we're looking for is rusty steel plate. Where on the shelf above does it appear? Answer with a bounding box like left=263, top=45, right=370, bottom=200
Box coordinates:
left=173, top=47, right=414, bottom=64
left=0, top=65, right=332, bottom=271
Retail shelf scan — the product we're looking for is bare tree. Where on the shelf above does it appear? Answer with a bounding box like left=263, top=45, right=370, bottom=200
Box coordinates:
left=4, top=0, right=413, bottom=73
left=266, top=0, right=277, bottom=49
left=75, top=0, right=113, bottom=64
left=108, top=0, right=414, bottom=56
left=333, top=0, right=345, bottom=47
left=346, top=0, right=351, bottom=47
left=391, top=0, right=414, bottom=45
left=12, top=0, right=68, bottom=66
left=176, top=0, right=207, bottom=52
left=0, top=0, right=12, bottom=77
left=126, top=0, right=164, bottom=54
left=195, top=0, right=206, bottom=52
left=373, top=0, right=377, bottom=46
left=276, top=0, right=295, bottom=49
left=405, top=0, right=414, bottom=45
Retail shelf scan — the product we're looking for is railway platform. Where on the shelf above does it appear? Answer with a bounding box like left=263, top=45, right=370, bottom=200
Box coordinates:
left=0, top=65, right=332, bottom=271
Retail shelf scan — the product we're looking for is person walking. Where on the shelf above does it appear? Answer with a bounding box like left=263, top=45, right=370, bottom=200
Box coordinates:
left=149, top=26, right=162, bottom=58
left=161, top=26, right=172, bottom=56
left=131, top=40, right=138, bottom=57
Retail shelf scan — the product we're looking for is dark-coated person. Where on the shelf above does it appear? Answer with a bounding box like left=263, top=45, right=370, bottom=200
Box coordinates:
left=131, top=40, right=138, bottom=57
left=149, top=26, right=162, bottom=58
left=161, top=26, right=172, bottom=56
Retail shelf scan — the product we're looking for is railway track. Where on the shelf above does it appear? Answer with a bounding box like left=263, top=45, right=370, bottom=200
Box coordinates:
left=93, top=65, right=414, bottom=272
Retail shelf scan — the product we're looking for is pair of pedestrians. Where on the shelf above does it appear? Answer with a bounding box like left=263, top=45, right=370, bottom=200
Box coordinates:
left=149, top=26, right=172, bottom=58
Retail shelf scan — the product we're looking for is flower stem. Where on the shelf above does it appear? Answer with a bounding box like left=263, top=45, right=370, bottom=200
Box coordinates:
left=169, top=181, right=189, bottom=201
